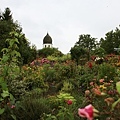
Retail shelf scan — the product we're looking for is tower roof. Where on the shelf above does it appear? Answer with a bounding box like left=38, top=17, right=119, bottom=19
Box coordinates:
left=43, top=33, right=52, bottom=44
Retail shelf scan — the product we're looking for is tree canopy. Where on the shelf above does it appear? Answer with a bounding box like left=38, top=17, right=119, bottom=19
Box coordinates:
left=0, top=7, right=37, bottom=64
left=100, top=26, right=120, bottom=54
left=38, top=47, right=63, bottom=58
left=76, top=34, right=97, bottom=51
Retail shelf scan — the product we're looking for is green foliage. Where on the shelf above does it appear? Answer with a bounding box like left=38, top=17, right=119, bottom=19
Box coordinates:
left=1, top=7, right=13, bottom=21
left=45, top=93, right=76, bottom=120
left=70, top=46, right=86, bottom=65
left=116, top=82, right=120, bottom=94
left=38, top=47, right=63, bottom=58
left=14, top=97, right=51, bottom=120
left=56, top=92, right=76, bottom=104
left=0, top=7, right=37, bottom=64
left=76, top=34, right=97, bottom=51
left=98, top=63, right=116, bottom=81
left=47, top=53, right=71, bottom=62
left=0, top=31, right=21, bottom=119
left=56, top=106, right=74, bottom=120
left=61, top=80, right=74, bottom=92
left=42, top=64, right=57, bottom=82
left=100, top=26, right=120, bottom=54
left=92, top=47, right=106, bottom=57
left=22, top=66, right=48, bottom=91
left=9, top=79, right=27, bottom=99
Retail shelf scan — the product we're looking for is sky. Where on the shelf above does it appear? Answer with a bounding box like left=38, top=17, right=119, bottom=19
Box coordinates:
left=0, top=0, right=120, bottom=54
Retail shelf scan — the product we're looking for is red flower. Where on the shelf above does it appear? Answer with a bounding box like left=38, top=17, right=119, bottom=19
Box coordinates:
left=88, top=62, right=93, bottom=69
left=66, top=99, right=72, bottom=105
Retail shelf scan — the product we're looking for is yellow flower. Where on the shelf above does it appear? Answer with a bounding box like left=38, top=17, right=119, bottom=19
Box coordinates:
left=100, top=85, right=107, bottom=90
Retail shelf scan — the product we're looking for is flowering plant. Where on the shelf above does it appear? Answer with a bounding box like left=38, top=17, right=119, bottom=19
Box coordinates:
left=78, top=104, right=99, bottom=120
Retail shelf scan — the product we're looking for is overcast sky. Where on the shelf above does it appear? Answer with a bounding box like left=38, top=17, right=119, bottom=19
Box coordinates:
left=0, top=0, right=120, bottom=54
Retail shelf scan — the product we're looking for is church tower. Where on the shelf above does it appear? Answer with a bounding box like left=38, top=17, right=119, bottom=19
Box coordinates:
left=43, top=33, right=53, bottom=48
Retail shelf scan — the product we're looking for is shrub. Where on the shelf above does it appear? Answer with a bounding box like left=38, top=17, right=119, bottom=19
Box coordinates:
left=14, top=96, right=51, bottom=120
left=98, top=63, right=116, bottom=81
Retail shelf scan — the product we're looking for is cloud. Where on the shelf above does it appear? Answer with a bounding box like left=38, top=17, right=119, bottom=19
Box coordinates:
left=1, top=0, right=120, bottom=54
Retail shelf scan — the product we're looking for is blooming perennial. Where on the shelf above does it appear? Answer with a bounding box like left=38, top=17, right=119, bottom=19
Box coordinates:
left=78, top=104, right=99, bottom=120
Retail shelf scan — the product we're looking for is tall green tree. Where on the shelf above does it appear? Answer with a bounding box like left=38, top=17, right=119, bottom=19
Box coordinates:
left=1, top=7, right=13, bottom=21
left=75, top=34, right=97, bottom=60
left=76, top=34, right=97, bottom=51
left=100, top=27, right=120, bottom=54
left=0, top=7, right=37, bottom=64
left=0, top=8, right=15, bottom=55
left=70, top=46, right=86, bottom=65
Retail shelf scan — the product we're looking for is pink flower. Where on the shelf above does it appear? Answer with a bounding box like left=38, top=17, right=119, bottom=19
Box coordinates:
left=11, top=105, right=15, bottom=109
left=78, top=104, right=99, bottom=120
left=78, top=104, right=93, bottom=120
left=99, top=79, right=104, bottom=83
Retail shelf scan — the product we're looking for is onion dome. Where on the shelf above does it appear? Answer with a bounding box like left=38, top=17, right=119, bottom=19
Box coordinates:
left=43, top=33, right=52, bottom=44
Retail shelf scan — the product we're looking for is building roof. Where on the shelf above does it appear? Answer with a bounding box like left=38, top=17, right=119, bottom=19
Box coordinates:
left=43, top=33, right=52, bottom=44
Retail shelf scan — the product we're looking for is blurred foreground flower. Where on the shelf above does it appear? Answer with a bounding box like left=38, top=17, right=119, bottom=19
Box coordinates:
left=78, top=104, right=99, bottom=120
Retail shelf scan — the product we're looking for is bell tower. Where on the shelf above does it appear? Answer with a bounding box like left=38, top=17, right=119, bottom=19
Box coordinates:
left=43, top=33, right=53, bottom=48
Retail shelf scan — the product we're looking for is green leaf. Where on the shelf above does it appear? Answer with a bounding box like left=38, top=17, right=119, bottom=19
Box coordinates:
left=0, top=108, right=5, bottom=115
left=10, top=40, right=15, bottom=47
left=1, top=48, right=8, bottom=53
left=0, top=97, right=4, bottom=101
left=10, top=94, right=14, bottom=100
left=112, top=98, right=120, bottom=111
left=116, top=82, right=120, bottom=94
left=11, top=114, right=17, bottom=120
left=2, top=55, right=9, bottom=62
left=0, top=77, right=8, bottom=91
left=1, top=90, right=10, bottom=98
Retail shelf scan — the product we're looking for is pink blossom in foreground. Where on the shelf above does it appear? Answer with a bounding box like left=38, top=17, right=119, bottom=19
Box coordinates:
left=78, top=104, right=99, bottom=120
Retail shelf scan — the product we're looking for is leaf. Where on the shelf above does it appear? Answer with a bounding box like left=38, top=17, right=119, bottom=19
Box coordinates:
left=0, top=77, right=8, bottom=91
left=10, top=40, right=15, bottom=47
left=116, top=82, right=120, bottom=94
left=2, top=55, right=9, bottom=62
left=1, top=48, right=8, bottom=53
left=11, top=114, right=17, bottom=120
left=10, top=94, right=14, bottom=101
left=1, top=90, right=10, bottom=98
left=112, top=98, right=120, bottom=111
left=0, top=108, right=5, bottom=115
left=0, top=97, right=4, bottom=101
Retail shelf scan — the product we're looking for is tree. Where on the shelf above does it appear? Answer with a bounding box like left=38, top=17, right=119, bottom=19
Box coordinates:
left=76, top=34, right=97, bottom=51
left=0, top=7, right=37, bottom=64
left=0, top=8, right=15, bottom=56
left=100, top=26, right=120, bottom=54
left=75, top=34, right=97, bottom=60
left=38, top=47, right=63, bottom=58
left=70, top=46, right=86, bottom=65
left=1, top=7, right=13, bottom=21
left=93, top=47, right=106, bottom=57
